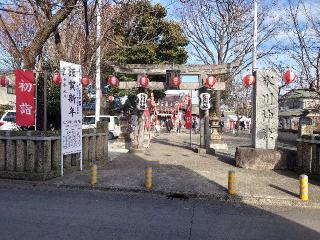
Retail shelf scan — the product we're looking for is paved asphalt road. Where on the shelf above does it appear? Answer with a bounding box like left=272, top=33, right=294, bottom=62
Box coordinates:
left=0, top=185, right=319, bottom=240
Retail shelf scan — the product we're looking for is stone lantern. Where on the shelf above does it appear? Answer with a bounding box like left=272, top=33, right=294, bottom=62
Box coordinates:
left=210, top=114, right=221, bottom=142
left=209, top=113, right=228, bottom=150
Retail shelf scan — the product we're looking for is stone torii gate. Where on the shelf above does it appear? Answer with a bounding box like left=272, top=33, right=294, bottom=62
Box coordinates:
left=112, top=62, right=238, bottom=152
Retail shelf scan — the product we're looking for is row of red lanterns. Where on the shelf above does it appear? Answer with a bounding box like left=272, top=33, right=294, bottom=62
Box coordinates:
left=139, top=75, right=183, bottom=88
left=52, top=72, right=120, bottom=88
left=10, top=72, right=216, bottom=89
left=243, top=69, right=297, bottom=87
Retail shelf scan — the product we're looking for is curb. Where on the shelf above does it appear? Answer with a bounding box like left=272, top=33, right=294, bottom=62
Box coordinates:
left=55, top=184, right=320, bottom=208
left=0, top=180, right=319, bottom=209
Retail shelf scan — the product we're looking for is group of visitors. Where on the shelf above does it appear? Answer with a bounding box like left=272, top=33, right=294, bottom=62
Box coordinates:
left=164, top=118, right=182, bottom=133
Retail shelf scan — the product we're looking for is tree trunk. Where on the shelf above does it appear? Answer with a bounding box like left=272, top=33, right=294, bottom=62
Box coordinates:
left=215, top=91, right=221, bottom=118
left=316, top=48, right=320, bottom=91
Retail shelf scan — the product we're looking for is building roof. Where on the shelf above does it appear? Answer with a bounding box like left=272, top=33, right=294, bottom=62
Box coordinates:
left=280, top=89, right=320, bottom=101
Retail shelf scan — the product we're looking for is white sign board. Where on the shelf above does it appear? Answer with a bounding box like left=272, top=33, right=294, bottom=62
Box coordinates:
left=60, top=61, right=82, bottom=175
left=199, top=93, right=211, bottom=110
left=137, top=93, right=148, bottom=111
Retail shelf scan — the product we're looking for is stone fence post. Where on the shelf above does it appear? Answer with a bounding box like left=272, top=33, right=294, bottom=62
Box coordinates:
left=0, top=123, right=109, bottom=180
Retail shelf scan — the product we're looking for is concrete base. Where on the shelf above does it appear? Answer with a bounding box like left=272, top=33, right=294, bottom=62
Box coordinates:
left=210, top=143, right=228, bottom=150
left=235, top=146, right=287, bottom=170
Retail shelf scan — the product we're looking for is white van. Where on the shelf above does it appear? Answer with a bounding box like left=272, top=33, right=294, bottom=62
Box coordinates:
left=0, top=110, right=20, bottom=130
left=83, top=115, right=120, bottom=139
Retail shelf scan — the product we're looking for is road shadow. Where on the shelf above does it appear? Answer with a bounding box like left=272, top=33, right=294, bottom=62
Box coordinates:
left=269, top=184, right=299, bottom=198
left=152, top=138, right=193, bottom=152
left=42, top=130, right=320, bottom=239
left=212, top=152, right=236, bottom=166
left=51, top=148, right=320, bottom=239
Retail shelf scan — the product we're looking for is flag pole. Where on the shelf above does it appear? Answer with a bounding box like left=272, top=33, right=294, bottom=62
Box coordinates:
left=189, top=90, right=192, bottom=148
left=95, top=0, right=102, bottom=125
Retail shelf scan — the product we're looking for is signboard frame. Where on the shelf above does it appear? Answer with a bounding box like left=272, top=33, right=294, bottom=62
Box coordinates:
left=60, top=61, right=83, bottom=176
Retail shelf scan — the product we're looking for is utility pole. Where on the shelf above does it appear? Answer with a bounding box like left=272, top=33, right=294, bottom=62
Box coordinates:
left=252, top=0, right=258, bottom=72
left=95, top=0, right=102, bottom=125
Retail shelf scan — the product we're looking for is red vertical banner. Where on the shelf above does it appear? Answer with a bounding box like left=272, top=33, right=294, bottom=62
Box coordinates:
left=15, top=70, right=35, bottom=126
left=185, top=93, right=192, bottom=129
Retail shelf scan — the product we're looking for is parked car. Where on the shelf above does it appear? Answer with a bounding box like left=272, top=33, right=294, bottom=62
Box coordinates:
left=0, top=110, right=20, bottom=130
left=83, top=115, right=120, bottom=140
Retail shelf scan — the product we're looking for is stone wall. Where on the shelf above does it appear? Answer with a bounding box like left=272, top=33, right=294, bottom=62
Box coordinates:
left=296, top=135, right=320, bottom=178
left=0, top=123, right=108, bottom=180
left=278, top=129, right=298, bottom=145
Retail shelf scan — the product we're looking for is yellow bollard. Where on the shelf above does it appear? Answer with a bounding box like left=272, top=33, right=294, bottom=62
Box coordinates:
left=228, top=170, right=236, bottom=195
left=300, top=174, right=308, bottom=201
left=90, top=164, right=97, bottom=187
left=145, top=167, right=153, bottom=191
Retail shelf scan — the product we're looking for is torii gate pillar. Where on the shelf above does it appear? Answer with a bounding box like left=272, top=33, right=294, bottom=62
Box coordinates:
left=198, top=74, right=214, bottom=153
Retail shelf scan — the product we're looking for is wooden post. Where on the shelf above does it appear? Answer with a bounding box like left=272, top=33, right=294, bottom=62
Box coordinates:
left=137, top=111, right=144, bottom=148
left=36, top=72, right=44, bottom=130
left=198, top=74, right=207, bottom=149
left=43, top=71, right=48, bottom=131
left=204, top=109, right=210, bottom=149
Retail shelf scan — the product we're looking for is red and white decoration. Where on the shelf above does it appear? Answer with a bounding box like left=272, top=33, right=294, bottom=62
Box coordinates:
left=139, top=75, right=150, bottom=88
left=81, top=76, right=91, bottom=86
left=171, top=76, right=181, bottom=88
left=108, top=75, right=119, bottom=88
left=205, top=75, right=217, bottom=88
left=0, top=76, right=9, bottom=87
left=185, top=93, right=192, bottom=129
left=52, top=72, right=62, bottom=85
left=15, top=70, right=35, bottom=126
left=243, top=73, right=255, bottom=87
left=144, top=107, right=150, bottom=130
left=108, top=95, right=114, bottom=102
left=283, top=69, right=296, bottom=84
left=150, top=92, right=156, bottom=107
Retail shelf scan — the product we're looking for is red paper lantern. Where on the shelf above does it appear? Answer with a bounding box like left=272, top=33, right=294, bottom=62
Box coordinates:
left=108, top=75, right=119, bottom=88
left=139, top=75, right=150, bottom=88
left=0, top=76, right=8, bottom=87
left=52, top=72, right=62, bottom=85
left=108, top=95, right=114, bottom=102
left=171, top=76, right=181, bottom=88
left=205, top=75, right=217, bottom=88
left=243, top=73, right=255, bottom=87
left=283, top=69, right=296, bottom=84
left=81, top=76, right=91, bottom=86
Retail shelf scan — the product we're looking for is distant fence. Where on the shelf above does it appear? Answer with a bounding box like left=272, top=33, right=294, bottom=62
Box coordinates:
left=0, top=122, right=108, bottom=180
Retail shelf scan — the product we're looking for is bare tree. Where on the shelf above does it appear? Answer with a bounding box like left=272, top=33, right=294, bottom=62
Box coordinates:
left=281, top=0, right=320, bottom=90
left=177, top=0, right=280, bottom=116
left=0, top=0, right=79, bottom=69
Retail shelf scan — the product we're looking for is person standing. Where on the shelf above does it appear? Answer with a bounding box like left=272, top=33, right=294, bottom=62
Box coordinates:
left=176, top=120, right=182, bottom=134
left=168, top=118, right=173, bottom=133
left=165, top=118, right=170, bottom=133
left=192, top=118, right=197, bottom=134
